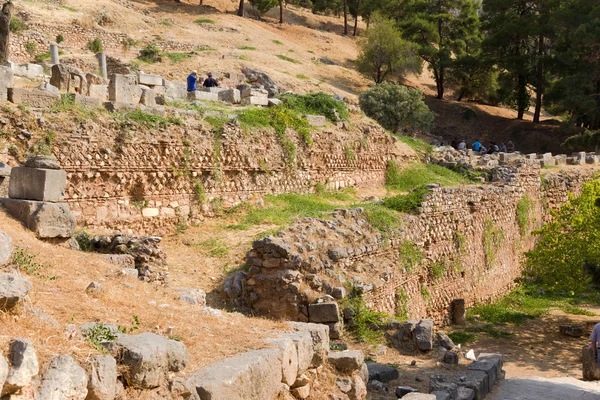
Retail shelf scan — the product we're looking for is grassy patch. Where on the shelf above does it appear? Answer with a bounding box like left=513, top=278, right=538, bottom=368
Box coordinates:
left=238, top=46, right=256, bottom=50
left=385, top=162, right=470, bottom=192
left=114, top=110, right=182, bottom=128
left=9, top=17, right=27, bottom=33
left=12, top=247, right=58, bottom=280
left=282, top=92, right=347, bottom=122
left=276, top=54, right=302, bottom=64
left=296, top=74, right=309, bottom=80
left=483, top=219, right=504, bottom=267
left=191, top=238, right=230, bottom=257
left=35, top=49, right=64, bottom=61
left=396, top=135, right=433, bottom=154
left=52, top=94, right=99, bottom=122
left=163, top=52, right=193, bottom=63
left=361, top=203, right=400, bottom=236
left=447, top=331, right=477, bottom=344
left=383, top=187, right=429, bottom=213
left=60, top=5, right=78, bottom=12
left=398, top=240, right=423, bottom=272
left=562, top=305, right=597, bottom=316
left=272, top=40, right=284, bottom=45
left=341, top=292, right=390, bottom=342
left=195, top=18, right=215, bottom=24
left=516, top=195, right=535, bottom=236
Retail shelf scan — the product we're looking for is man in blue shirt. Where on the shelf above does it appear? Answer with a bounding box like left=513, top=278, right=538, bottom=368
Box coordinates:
left=187, top=70, right=198, bottom=92
left=472, top=139, right=482, bottom=152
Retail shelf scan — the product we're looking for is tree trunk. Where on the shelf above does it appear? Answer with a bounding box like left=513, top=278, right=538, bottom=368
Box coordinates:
left=237, top=0, right=244, bottom=17
left=457, top=87, right=467, bottom=102
left=436, top=66, right=445, bottom=99
left=517, top=73, right=527, bottom=120
left=353, top=0, right=361, bottom=36
left=343, top=0, right=348, bottom=35
left=591, top=80, right=600, bottom=130
left=0, top=1, right=13, bottom=65
left=279, top=0, right=284, bottom=23
left=533, top=34, right=544, bottom=123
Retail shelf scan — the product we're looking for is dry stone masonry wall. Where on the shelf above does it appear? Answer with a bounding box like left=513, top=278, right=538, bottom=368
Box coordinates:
left=233, top=163, right=600, bottom=326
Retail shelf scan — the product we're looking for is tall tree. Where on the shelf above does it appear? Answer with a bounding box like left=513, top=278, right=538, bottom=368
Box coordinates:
left=238, top=0, right=245, bottom=16
left=279, top=0, right=284, bottom=23
left=0, top=0, right=13, bottom=65
left=353, top=0, right=361, bottom=35
left=400, top=0, right=482, bottom=100
left=343, top=0, right=348, bottom=34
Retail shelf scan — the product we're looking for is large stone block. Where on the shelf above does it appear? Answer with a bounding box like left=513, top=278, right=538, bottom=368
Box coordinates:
left=37, top=354, right=88, bottom=400
left=87, top=355, right=118, bottom=400
left=265, top=336, right=298, bottom=386
left=403, top=394, right=436, bottom=400
left=476, top=353, right=503, bottom=378
left=241, top=87, right=268, bottom=99
left=163, top=80, right=187, bottom=101
left=8, top=88, right=60, bottom=108
left=0, top=66, right=14, bottom=102
left=88, top=84, right=108, bottom=102
left=4, top=339, right=39, bottom=395
left=187, top=91, right=218, bottom=102
left=415, top=319, right=434, bottom=351
left=468, top=361, right=498, bottom=389
left=185, top=348, right=282, bottom=400
left=218, top=88, right=241, bottom=103
left=200, top=87, right=225, bottom=94
left=304, top=115, right=326, bottom=127
left=138, top=73, right=163, bottom=87
left=8, top=167, right=66, bottom=202
left=71, top=94, right=102, bottom=109
left=242, top=96, right=269, bottom=106
left=452, top=370, right=489, bottom=400
left=50, top=64, right=88, bottom=94
left=286, top=322, right=330, bottom=368
left=140, top=87, right=156, bottom=106
left=308, top=302, right=339, bottom=323
left=280, top=330, right=314, bottom=373
left=0, top=198, right=76, bottom=238
left=108, top=74, right=142, bottom=104
left=367, top=362, right=400, bottom=383
left=9, top=62, right=44, bottom=79
left=328, top=350, right=364, bottom=372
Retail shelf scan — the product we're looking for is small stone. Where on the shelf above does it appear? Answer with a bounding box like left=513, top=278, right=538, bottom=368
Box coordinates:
left=336, top=377, right=352, bottom=393
left=291, top=383, right=311, bottom=399
left=442, top=351, right=459, bottom=365
left=367, top=380, right=388, bottom=393
left=85, top=281, right=103, bottom=294
left=395, top=386, right=418, bottom=397
left=24, top=155, right=60, bottom=169
left=0, top=273, right=32, bottom=312
left=436, top=332, right=456, bottom=350
left=328, top=350, right=364, bottom=372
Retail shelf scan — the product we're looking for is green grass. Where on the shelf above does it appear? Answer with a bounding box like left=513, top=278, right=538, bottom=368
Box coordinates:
left=281, top=92, right=348, bottom=122
left=340, top=293, right=390, bottom=342
left=191, top=238, right=229, bottom=257
left=35, top=50, right=64, bottom=61
left=195, top=18, right=215, bottom=24
left=396, top=135, right=433, bottom=154
left=447, top=331, right=477, bottom=344
left=385, top=162, right=470, bottom=192
left=9, top=17, right=27, bottom=33
left=163, top=52, right=193, bottom=63
left=114, top=109, right=181, bottom=128
left=361, top=203, right=400, bottom=235
left=276, top=54, right=302, bottom=64
left=296, top=74, right=310, bottom=80
left=238, top=46, right=256, bottom=50
left=272, top=40, right=284, bottom=45
left=562, top=304, right=597, bottom=316
left=160, top=20, right=173, bottom=27
left=383, top=187, right=429, bottom=213
left=516, top=195, right=535, bottom=236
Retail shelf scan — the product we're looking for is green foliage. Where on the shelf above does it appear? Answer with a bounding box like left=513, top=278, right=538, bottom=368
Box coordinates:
left=341, top=292, right=390, bottom=342
left=356, top=13, right=422, bottom=83
left=52, top=93, right=98, bottom=121
left=138, top=44, right=161, bottom=63
left=563, top=130, right=600, bottom=152
left=359, top=83, right=434, bottom=133
left=483, top=219, right=504, bottom=267
left=468, top=286, right=550, bottom=324
left=9, top=17, right=27, bottom=33
left=384, top=187, right=429, bottom=213
left=87, top=38, right=103, bottom=54
left=24, top=41, right=37, bottom=55
left=85, top=324, right=119, bottom=352
left=525, top=179, right=600, bottom=294
left=344, top=145, right=355, bottom=161
left=238, top=46, right=256, bottom=50
left=194, top=18, right=215, bottom=24
left=430, top=260, right=447, bottom=280
left=562, top=305, right=596, bottom=316
left=12, top=247, right=57, bottom=280
left=75, top=231, right=94, bottom=252
left=114, top=110, right=181, bottom=128
left=447, top=331, right=477, bottom=344
left=249, top=0, right=278, bottom=13
left=420, top=284, right=430, bottom=302
left=385, top=162, right=469, bottom=192
left=296, top=74, right=309, bottom=80
left=516, top=195, right=535, bottom=236
left=276, top=54, right=302, bottom=64
left=395, top=135, right=433, bottom=155
left=194, top=179, right=206, bottom=204
left=32, top=130, right=56, bottom=156
left=163, top=52, right=193, bottom=63
left=395, top=288, right=409, bottom=319
left=121, top=38, right=139, bottom=52
left=192, top=238, right=230, bottom=257
left=35, top=49, right=64, bottom=61
left=398, top=240, right=423, bottom=272
left=272, top=40, right=284, bottom=45
left=281, top=92, right=348, bottom=122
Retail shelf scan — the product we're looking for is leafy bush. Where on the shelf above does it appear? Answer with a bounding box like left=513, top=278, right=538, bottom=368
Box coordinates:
left=516, top=195, right=535, bottom=236
left=282, top=92, right=348, bottom=122
left=163, top=52, right=192, bottom=63
left=9, top=17, right=27, bottom=33
left=87, top=38, right=103, bottom=54
left=249, top=0, right=278, bottom=13
left=138, top=44, right=161, bottom=63
left=85, top=324, right=119, bottom=351
left=276, top=54, right=302, bottom=64
left=383, top=187, right=429, bottom=213
left=24, top=41, right=37, bottom=55
left=341, top=292, right=390, bottom=342
left=56, top=34, right=65, bottom=44
left=359, top=83, right=434, bottom=133
left=483, top=219, right=504, bottom=267
left=121, top=37, right=139, bottom=52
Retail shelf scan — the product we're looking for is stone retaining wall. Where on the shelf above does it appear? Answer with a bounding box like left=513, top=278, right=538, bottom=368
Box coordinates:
left=234, top=164, right=600, bottom=325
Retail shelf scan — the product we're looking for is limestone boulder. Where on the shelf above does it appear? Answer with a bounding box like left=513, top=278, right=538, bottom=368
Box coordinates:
left=4, top=339, right=39, bottom=395
left=308, top=302, right=339, bottom=323
left=86, top=355, right=118, bottom=400
left=186, top=348, right=282, bottom=400
left=241, top=68, right=280, bottom=97
left=178, top=288, right=206, bottom=306
left=0, top=273, right=32, bottom=312
left=286, top=322, right=329, bottom=367
left=0, top=199, right=76, bottom=238
left=0, top=231, right=12, bottom=266
left=348, top=375, right=367, bottom=400
left=37, top=355, right=88, bottom=400
left=265, top=337, right=299, bottom=386
left=0, top=355, right=8, bottom=394
left=24, top=155, right=61, bottom=170
left=280, top=330, right=314, bottom=374
left=8, top=87, right=60, bottom=108
left=436, top=332, right=456, bottom=350
left=328, top=350, right=365, bottom=373
left=104, top=332, right=188, bottom=389
left=415, top=319, right=434, bottom=351
left=8, top=167, right=66, bottom=202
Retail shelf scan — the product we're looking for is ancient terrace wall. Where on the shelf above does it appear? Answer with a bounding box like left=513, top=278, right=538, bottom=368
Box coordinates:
left=49, top=120, right=410, bottom=234
left=234, top=164, right=600, bottom=325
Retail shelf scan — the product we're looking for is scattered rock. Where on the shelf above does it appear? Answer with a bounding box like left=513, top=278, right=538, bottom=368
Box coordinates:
left=86, top=355, right=118, bottom=400
left=442, top=351, right=459, bottom=365
left=0, top=231, right=12, bottom=266
left=582, top=345, right=600, bottom=380
left=85, top=281, right=103, bottom=294
left=560, top=324, right=584, bottom=338
left=291, top=383, right=311, bottom=399
left=24, top=155, right=61, bottom=170
left=37, top=354, right=88, bottom=400
left=336, top=377, right=352, bottom=393
left=121, top=268, right=139, bottom=278
left=0, top=273, right=32, bottom=312
left=436, top=332, right=456, bottom=350
left=395, top=385, right=419, bottom=397
left=4, top=339, right=39, bottom=395
left=414, top=319, right=434, bottom=351
left=328, top=350, right=364, bottom=372
left=348, top=375, right=367, bottom=400
left=178, top=288, right=207, bottom=306
left=367, top=362, right=399, bottom=383
left=367, top=380, right=388, bottom=393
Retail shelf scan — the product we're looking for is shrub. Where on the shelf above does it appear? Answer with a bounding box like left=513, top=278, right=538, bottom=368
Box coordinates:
left=163, top=52, right=192, bottom=63
left=9, top=17, right=27, bottom=33
left=516, top=195, right=535, bottom=236
left=194, top=18, right=216, bottom=24
left=341, top=292, right=390, bottom=342
left=249, top=0, right=278, bottom=13
left=398, top=240, right=423, bottom=272
left=24, top=41, right=37, bottom=55
left=359, top=83, right=434, bottom=133
left=483, top=219, right=504, bottom=267
left=56, top=34, right=65, bottom=44
left=138, top=44, right=161, bottom=63
left=121, top=37, right=139, bottom=52
left=87, top=38, right=103, bottom=53
left=282, top=92, right=348, bottom=122
left=276, top=54, right=302, bottom=64
left=383, top=187, right=429, bottom=213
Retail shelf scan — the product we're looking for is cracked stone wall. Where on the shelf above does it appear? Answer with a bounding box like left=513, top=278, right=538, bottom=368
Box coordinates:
left=237, top=164, right=600, bottom=325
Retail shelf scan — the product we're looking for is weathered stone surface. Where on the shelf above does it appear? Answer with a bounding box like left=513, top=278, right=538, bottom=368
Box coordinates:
left=0, top=199, right=76, bottom=238
left=430, top=375, right=458, bottom=399
left=457, top=387, right=475, bottom=400
left=359, top=362, right=369, bottom=385
left=108, top=74, right=142, bottom=104
left=9, top=62, right=44, bottom=79
left=163, top=80, right=187, bottom=101
left=304, top=115, right=326, bottom=127
left=138, top=73, right=163, bottom=87
left=286, top=322, right=329, bottom=368
left=442, top=351, right=459, bottom=365
left=280, top=330, right=314, bottom=374
left=0, top=163, right=11, bottom=176
left=187, top=91, right=218, bottom=102
left=395, top=386, right=419, bottom=397
left=241, top=87, right=269, bottom=99
left=8, top=87, right=61, bottom=108
left=86, top=355, right=118, bottom=400
left=86, top=73, right=109, bottom=86
left=85, top=281, right=103, bottom=294
left=24, top=155, right=61, bottom=170
left=0, top=354, right=8, bottom=393
left=0, top=231, right=12, bottom=266
left=431, top=391, right=451, bottom=400
left=104, top=332, right=188, bottom=389
left=8, top=167, right=66, bottom=202
left=265, top=337, right=298, bottom=386
left=437, top=332, right=456, bottom=350
left=348, top=375, right=367, bottom=400
left=241, top=68, right=280, bottom=97
left=186, top=348, right=282, bottom=400
left=4, top=339, right=39, bottom=394
left=74, top=93, right=102, bottom=109
left=139, top=87, right=156, bottom=106
left=0, top=66, right=14, bottom=102
left=178, top=288, right=207, bottom=306
left=582, top=345, right=600, bottom=381
left=37, top=354, right=88, bottom=400
left=218, top=88, right=241, bottom=103
left=0, top=273, right=31, bottom=312
left=50, top=64, right=88, bottom=94
left=367, top=362, right=399, bottom=383
left=88, top=84, right=109, bottom=101
left=328, top=350, right=364, bottom=372
left=469, top=361, right=498, bottom=389
left=452, top=370, right=489, bottom=400
left=415, top=319, right=434, bottom=351
left=327, top=321, right=343, bottom=339
left=559, top=324, right=584, bottom=338
left=308, top=302, right=339, bottom=323
left=242, top=96, right=269, bottom=106
left=291, top=383, right=311, bottom=399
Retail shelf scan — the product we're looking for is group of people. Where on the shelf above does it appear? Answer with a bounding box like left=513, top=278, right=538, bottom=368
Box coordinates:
left=450, top=137, right=515, bottom=155
left=187, top=70, right=219, bottom=92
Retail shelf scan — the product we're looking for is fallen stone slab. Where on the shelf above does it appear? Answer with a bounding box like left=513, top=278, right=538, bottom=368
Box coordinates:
left=185, top=348, right=282, bottom=400
left=403, top=394, right=436, bottom=399
left=163, top=80, right=187, bottom=101
left=4, top=339, right=39, bottom=395
left=104, top=332, right=188, bottom=389
left=109, top=74, right=142, bottom=104
left=86, top=355, right=118, bottom=400
left=187, top=91, right=218, bottom=102
left=264, top=336, right=299, bottom=386
left=8, top=87, right=61, bottom=108
left=8, top=167, right=66, bottom=202
left=430, top=375, right=458, bottom=399
left=0, top=199, right=76, bottom=238
left=469, top=361, right=498, bottom=389
left=73, top=93, right=102, bottom=109
left=308, top=302, right=339, bottom=323
left=178, top=288, right=207, bottom=306
left=560, top=324, right=584, bottom=338
left=476, top=353, right=503, bottom=378
left=415, top=319, right=434, bottom=351
left=280, top=330, right=314, bottom=374
left=217, top=88, right=241, bottom=103
left=367, top=362, right=399, bottom=383
left=88, top=84, right=109, bottom=101
left=0, top=230, right=12, bottom=266
left=437, top=332, right=456, bottom=350
left=286, top=322, right=329, bottom=367
left=138, top=73, right=163, bottom=87
left=37, top=354, right=88, bottom=399
left=242, top=96, right=269, bottom=106
left=0, top=273, right=32, bottom=312
left=0, top=65, right=14, bottom=102
left=452, top=370, right=489, bottom=400
left=9, top=62, right=43, bottom=79
left=328, top=350, right=364, bottom=372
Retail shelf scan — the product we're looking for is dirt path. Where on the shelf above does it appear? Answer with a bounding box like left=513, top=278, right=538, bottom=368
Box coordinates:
left=488, top=377, right=600, bottom=400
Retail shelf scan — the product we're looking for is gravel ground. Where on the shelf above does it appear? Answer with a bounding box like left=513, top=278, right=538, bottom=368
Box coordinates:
left=488, top=377, right=600, bottom=400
